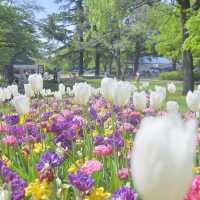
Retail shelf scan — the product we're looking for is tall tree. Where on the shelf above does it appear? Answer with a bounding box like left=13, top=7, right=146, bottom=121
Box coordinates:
left=150, top=3, right=182, bottom=70
left=53, top=0, right=86, bottom=75
left=0, top=0, right=41, bottom=66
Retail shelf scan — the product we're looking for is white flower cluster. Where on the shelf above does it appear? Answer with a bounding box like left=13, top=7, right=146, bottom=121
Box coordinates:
left=0, top=85, right=18, bottom=102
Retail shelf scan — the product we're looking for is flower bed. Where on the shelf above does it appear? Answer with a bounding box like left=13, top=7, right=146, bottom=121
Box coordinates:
left=0, top=76, right=200, bottom=200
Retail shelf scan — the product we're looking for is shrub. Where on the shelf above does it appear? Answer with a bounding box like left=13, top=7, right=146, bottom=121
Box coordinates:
left=160, top=71, right=183, bottom=81
left=160, top=71, right=200, bottom=81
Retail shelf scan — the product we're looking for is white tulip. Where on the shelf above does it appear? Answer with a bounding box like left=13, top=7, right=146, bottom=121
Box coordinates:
left=4, top=88, right=11, bottom=100
left=0, top=88, right=5, bottom=102
left=0, top=189, right=9, bottom=200
left=133, top=91, right=147, bottom=112
left=91, top=87, right=101, bottom=96
left=8, top=85, right=18, bottom=97
left=40, top=89, right=53, bottom=97
left=46, top=89, right=53, bottom=96
left=150, top=91, right=164, bottom=111
left=155, top=86, right=166, bottom=101
left=40, top=89, right=46, bottom=97
left=73, top=83, right=91, bottom=105
left=24, top=84, right=34, bottom=97
left=54, top=91, right=62, bottom=100
left=12, top=95, right=30, bottom=115
left=101, top=78, right=117, bottom=102
left=166, top=101, right=179, bottom=113
left=186, top=90, right=200, bottom=112
left=28, top=74, right=43, bottom=93
left=131, top=114, right=197, bottom=200
left=112, top=81, right=132, bottom=106
left=66, top=87, right=72, bottom=96
left=167, top=82, right=176, bottom=94
left=59, top=83, right=65, bottom=95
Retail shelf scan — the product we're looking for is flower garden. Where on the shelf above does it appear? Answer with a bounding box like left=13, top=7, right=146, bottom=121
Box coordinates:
left=0, top=74, right=200, bottom=200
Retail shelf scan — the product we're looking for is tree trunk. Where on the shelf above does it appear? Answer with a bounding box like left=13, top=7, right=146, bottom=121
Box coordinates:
left=122, top=65, right=128, bottom=81
left=103, top=63, right=107, bottom=73
left=133, top=40, right=140, bottom=77
left=5, top=65, right=14, bottom=84
left=95, top=43, right=100, bottom=76
left=79, top=48, right=84, bottom=75
left=178, top=0, right=194, bottom=94
left=109, top=55, right=113, bottom=76
left=77, top=0, right=84, bottom=76
left=172, top=58, right=177, bottom=71
left=116, top=48, right=121, bottom=78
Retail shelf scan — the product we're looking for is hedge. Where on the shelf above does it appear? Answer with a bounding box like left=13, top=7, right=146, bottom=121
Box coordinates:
left=160, top=71, right=200, bottom=81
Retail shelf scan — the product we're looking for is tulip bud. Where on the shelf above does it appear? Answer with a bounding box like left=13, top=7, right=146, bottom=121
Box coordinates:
left=59, top=83, right=65, bottom=95
left=0, top=88, right=5, bottom=102
left=112, top=81, right=132, bottom=106
left=4, top=88, right=11, bottom=100
left=28, top=74, right=43, bottom=93
left=101, top=78, right=117, bottom=102
left=150, top=91, right=164, bottom=111
left=166, top=101, right=179, bottom=113
left=167, top=82, right=176, bottom=94
left=12, top=95, right=30, bottom=115
left=24, top=84, right=34, bottom=97
left=186, top=90, right=200, bottom=112
left=73, top=83, right=91, bottom=105
left=133, top=91, right=147, bottom=112
left=155, top=86, right=166, bottom=101
left=8, top=85, right=18, bottom=97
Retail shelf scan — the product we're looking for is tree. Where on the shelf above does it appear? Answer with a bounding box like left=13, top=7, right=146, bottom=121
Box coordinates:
left=0, top=0, right=41, bottom=67
left=184, top=9, right=200, bottom=60
left=150, top=3, right=182, bottom=70
left=52, top=0, right=86, bottom=75
left=85, top=0, right=133, bottom=78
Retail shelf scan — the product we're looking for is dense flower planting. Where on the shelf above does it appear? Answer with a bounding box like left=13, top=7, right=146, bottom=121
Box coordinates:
left=0, top=76, right=200, bottom=200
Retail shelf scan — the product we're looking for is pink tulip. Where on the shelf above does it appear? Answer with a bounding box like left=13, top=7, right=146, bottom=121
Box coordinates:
left=94, top=145, right=112, bottom=156
left=185, top=176, right=200, bottom=200
left=0, top=124, right=8, bottom=133
left=80, top=160, right=103, bottom=175
left=2, top=135, right=17, bottom=145
left=118, top=168, right=129, bottom=180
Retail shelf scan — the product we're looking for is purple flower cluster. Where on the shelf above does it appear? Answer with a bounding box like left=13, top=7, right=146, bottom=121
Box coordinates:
left=107, top=130, right=124, bottom=149
left=49, top=112, right=85, bottom=149
left=26, top=125, right=45, bottom=143
left=8, top=125, right=25, bottom=144
left=93, top=135, right=105, bottom=145
left=36, top=151, right=64, bottom=171
left=41, top=112, right=52, bottom=121
left=7, top=123, right=44, bottom=145
left=90, top=106, right=111, bottom=125
left=68, top=170, right=95, bottom=191
left=0, top=161, right=27, bottom=200
left=111, top=186, right=137, bottom=200
left=5, top=115, right=19, bottom=125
